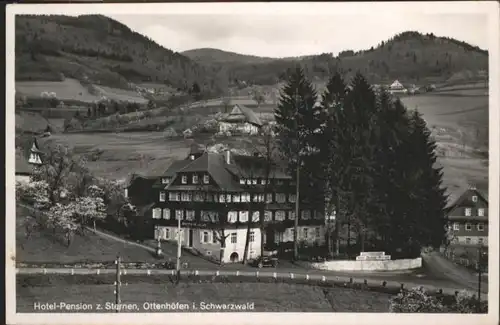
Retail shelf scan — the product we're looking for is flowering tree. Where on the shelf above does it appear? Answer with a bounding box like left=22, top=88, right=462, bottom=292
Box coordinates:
left=16, top=180, right=50, bottom=210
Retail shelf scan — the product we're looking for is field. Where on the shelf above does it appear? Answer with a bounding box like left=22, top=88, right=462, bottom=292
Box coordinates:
left=16, top=78, right=147, bottom=103
left=16, top=276, right=392, bottom=312
left=16, top=205, right=161, bottom=264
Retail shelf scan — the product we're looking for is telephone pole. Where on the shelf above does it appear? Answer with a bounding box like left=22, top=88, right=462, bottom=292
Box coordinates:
left=293, top=87, right=300, bottom=261
left=176, top=215, right=182, bottom=281
left=115, top=256, right=121, bottom=313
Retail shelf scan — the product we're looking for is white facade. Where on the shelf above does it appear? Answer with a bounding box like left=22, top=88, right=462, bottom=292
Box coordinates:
left=218, top=121, right=260, bottom=135
left=155, top=225, right=263, bottom=263
left=28, top=152, right=42, bottom=164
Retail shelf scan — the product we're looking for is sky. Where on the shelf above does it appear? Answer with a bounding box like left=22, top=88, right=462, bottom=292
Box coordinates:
left=108, top=13, right=489, bottom=58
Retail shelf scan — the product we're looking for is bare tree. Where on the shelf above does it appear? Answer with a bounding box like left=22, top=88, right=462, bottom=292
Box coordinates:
left=209, top=203, right=230, bottom=266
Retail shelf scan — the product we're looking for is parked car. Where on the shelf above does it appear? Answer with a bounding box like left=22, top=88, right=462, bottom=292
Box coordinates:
left=250, top=255, right=278, bottom=268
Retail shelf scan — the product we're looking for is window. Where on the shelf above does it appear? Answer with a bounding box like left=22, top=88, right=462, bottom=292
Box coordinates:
left=239, top=211, right=249, bottom=222
left=275, top=211, right=286, bottom=221
left=303, top=228, right=309, bottom=238
left=181, top=192, right=192, bottom=202
left=212, top=231, right=218, bottom=243
left=258, top=194, right=265, bottom=202
left=202, top=231, right=209, bottom=243
left=162, top=209, right=170, bottom=220
left=192, top=175, right=199, bottom=184
left=465, top=208, right=472, bottom=216
left=209, top=212, right=219, bottom=222
left=153, top=208, right=162, bottom=219
left=246, top=179, right=252, bottom=185
left=478, top=208, right=485, bottom=217
left=162, top=178, right=170, bottom=184
left=251, top=211, right=260, bottom=222
left=169, top=192, right=179, bottom=201
left=240, top=179, right=246, bottom=185
left=175, top=210, right=184, bottom=220
left=453, top=223, right=460, bottom=231
left=203, top=174, right=210, bottom=184
left=264, top=211, right=272, bottom=221
left=233, top=194, right=241, bottom=203
left=194, top=193, right=204, bottom=202
left=205, top=193, right=213, bottom=202
left=478, top=238, right=484, bottom=244
left=241, top=193, right=250, bottom=202
left=181, top=175, right=188, bottom=184
left=465, top=223, right=472, bottom=231
left=252, top=179, right=257, bottom=185
left=164, top=228, right=170, bottom=240
left=159, top=191, right=166, bottom=202
left=225, top=194, right=231, bottom=203
left=266, top=194, right=273, bottom=203
left=124, top=188, right=128, bottom=198
left=314, top=211, right=323, bottom=220
left=228, top=211, right=238, bottom=223
left=289, top=194, right=297, bottom=203
left=301, top=210, right=311, bottom=220
left=465, top=237, right=471, bottom=244
left=185, top=210, right=195, bottom=221
left=276, top=180, right=284, bottom=185
left=219, top=194, right=226, bottom=203
left=315, top=227, right=321, bottom=238
left=231, top=233, right=237, bottom=244
left=252, top=194, right=259, bottom=202
left=189, top=155, right=195, bottom=160
left=261, top=179, right=267, bottom=185
left=200, top=211, right=210, bottom=222
left=477, top=223, right=485, bottom=231
left=288, top=211, right=296, bottom=220
left=249, top=231, right=255, bottom=242
left=472, top=196, right=478, bottom=202
left=276, top=193, right=286, bottom=203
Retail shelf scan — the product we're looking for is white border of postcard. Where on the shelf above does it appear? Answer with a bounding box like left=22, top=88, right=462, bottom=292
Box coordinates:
left=5, top=2, right=500, bottom=325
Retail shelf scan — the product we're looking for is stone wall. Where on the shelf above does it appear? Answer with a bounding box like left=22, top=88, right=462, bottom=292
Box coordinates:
left=300, top=258, right=422, bottom=272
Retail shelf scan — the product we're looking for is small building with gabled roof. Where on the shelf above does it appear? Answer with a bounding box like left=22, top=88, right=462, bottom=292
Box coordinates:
left=219, top=104, right=263, bottom=135
left=446, top=185, right=488, bottom=247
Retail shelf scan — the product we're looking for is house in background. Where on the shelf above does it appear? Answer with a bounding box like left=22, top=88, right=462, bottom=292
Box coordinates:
left=388, top=80, right=407, bottom=94
left=218, top=104, right=263, bottom=135
left=15, top=137, right=44, bottom=183
left=446, top=186, right=488, bottom=246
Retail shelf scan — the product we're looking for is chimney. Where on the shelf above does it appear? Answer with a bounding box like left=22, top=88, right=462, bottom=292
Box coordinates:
left=225, top=150, right=231, bottom=164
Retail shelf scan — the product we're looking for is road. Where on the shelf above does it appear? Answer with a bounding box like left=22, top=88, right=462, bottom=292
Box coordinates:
left=16, top=267, right=487, bottom=300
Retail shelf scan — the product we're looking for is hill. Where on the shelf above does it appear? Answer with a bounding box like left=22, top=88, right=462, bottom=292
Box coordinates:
left=15, top=14, right=223, bottom=93
left=182, top=48, right=276, bottom=65
left=221, top=31, right=488, bottom=85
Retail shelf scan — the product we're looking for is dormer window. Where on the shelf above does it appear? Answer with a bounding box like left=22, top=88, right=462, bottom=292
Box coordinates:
left=181, top=175, right=187, bottom=184
left=192, top=175, right=199, bottom=184
left=240, top=179, right=246, bottom=185
left=189, top=155, right=195, bottom=160
left=162, top=178, right=170, bottom=184
left=203, top=174, right=210, bottom=184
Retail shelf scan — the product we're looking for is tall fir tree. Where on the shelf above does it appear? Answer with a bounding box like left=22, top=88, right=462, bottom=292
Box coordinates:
left=342, top=72, right=379, bottom=252
left=274, top=66, right=322, bottom=259
left=406, top=110, right=448, bottom=251
left=318, top=72, right=350, bottom=256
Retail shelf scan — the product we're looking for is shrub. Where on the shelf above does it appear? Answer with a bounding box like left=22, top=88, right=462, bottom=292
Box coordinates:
left=389, top=287, right=487, bottom=313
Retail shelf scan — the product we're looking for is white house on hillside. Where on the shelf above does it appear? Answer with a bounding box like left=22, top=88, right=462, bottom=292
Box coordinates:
left=218, top=104, right=263, bottom=135
left=389, top=80, right=405, bottom=90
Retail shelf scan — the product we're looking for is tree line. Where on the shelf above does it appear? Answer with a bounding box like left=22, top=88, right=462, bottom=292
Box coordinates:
left=274, top=67, right=448, bottom=259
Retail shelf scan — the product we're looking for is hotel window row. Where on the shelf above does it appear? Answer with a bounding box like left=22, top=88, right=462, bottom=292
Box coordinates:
left=160, top=191, right=297, bottom=203
left=152, top=208, right=318, bottom=222
left=464, top=208, right=486, bottom=217
left=453, top=222, right=485, bottom=231
left=238, top=178, right=285, bottom=186
left=179, top=174, right=210, bottom=185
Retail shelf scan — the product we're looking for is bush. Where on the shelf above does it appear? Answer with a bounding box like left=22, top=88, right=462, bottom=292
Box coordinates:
left=389, top=287, right=487, bottom=313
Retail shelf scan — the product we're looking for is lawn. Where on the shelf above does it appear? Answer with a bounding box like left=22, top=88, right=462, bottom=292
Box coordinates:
left=16, top=276, right=392, bottom=312
left=16, top=205, right=160, bottom=264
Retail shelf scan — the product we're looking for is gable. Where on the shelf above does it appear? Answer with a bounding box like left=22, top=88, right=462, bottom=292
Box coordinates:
left=230, top=105, right=243, bottom=115
left=446, top=188, right=488, bottom=216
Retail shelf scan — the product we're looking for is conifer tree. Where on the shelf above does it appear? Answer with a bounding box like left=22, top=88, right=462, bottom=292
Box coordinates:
left=405, top=110, right=448, bottom=252
left=274, top=66, right=321, bottom=260
left=318, top=72, right=350, bottom=256
left=342, top=72, right=379, bottom=252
